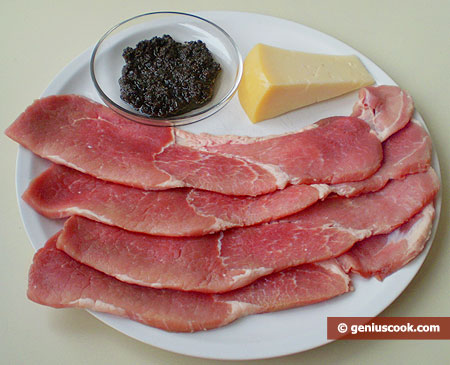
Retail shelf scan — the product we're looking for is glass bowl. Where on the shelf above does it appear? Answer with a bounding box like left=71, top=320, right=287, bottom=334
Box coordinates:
left=90, top=12, right=242, bottom=127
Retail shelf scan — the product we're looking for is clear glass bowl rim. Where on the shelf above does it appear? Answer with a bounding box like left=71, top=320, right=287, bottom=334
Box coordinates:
left=89, top=11, right=243, bottom=127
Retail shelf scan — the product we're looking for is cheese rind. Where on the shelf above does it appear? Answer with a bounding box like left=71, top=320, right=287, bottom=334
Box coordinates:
left=238, top=44, right=375, bottom=123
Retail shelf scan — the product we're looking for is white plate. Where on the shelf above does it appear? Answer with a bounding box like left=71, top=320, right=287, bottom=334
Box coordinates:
left=15, top=11, right=441, bottom=360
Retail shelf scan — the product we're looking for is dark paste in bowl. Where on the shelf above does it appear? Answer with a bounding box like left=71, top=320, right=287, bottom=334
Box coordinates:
left=119, top=35, right=221, bottom=118
left=90, top=12, right=242, bottom=127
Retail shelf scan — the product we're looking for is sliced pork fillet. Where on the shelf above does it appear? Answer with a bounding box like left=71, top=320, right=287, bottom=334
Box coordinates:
left=4, top=95, right=279, bottom=195
left=173, top=116, right=382, bottom=186
left=337, top=203, right=435, bottom=280
left=57, top=169, right=440, bottom=293
left=6, top=91, right=389, bottom=196
left=23, top=165, right=323, bottom=236
left=28, top=236, right=351, bottom=332
left=175, top=85, right=414, bottom=157
left=22, top=121, right=431, bottom=236
left=6, top=95, right=176, bottom=188
left=351, top=85, right=414, bottom=141
left=329, top=120, right=431, bottom=197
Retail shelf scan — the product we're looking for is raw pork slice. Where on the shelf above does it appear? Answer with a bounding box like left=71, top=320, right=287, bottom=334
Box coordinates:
left=6, top=90, right=391, bottom=196
left=176, top=86, right=412, bottom=167
left=23, top=121, right=431, bottom=236
left=28, top=236, right=351, bottom=332
left=330, top=120, right=431, bottom=197
left=351, top=85, right=414, bottom=141
left=170, top=116, right=382, bottom=187
left=3, top=95, right=274, bottom=196
left=337, top=203, right=435, bottom=280
left=23, top=165, right=324, bottom=236
left=57, top=169, right=440, bottom=293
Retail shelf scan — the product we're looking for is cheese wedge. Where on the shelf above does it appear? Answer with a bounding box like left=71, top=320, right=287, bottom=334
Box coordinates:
left=238, top=43, right=375, bottom=123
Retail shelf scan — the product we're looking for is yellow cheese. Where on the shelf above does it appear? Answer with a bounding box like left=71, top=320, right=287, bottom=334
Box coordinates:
left=238, top=43, right=375, bottom=123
